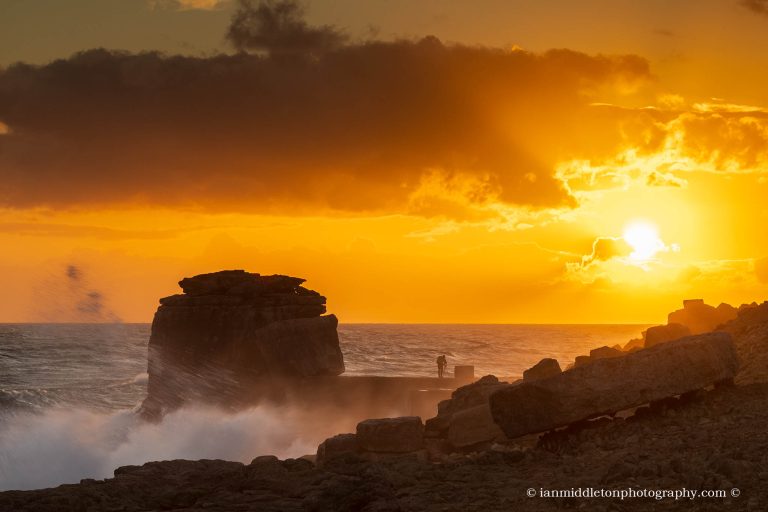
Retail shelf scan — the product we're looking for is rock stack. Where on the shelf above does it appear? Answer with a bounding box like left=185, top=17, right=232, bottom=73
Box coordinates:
left=141, top=270, right=344, bottom=416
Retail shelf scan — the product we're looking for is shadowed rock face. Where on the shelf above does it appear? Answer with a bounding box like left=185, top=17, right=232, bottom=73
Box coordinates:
left=668, top=299, right=737, bottom=334
left=489, top=332, right=739, bottom=439
left=141, top=270, right=344, bottom=415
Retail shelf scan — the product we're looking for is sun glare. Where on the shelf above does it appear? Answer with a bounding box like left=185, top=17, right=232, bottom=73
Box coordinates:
left=623, top=221, right=665, bottom=262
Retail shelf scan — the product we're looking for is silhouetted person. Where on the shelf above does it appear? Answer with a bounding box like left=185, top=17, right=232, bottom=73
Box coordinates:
left=437, top=354, right=447, bottom=378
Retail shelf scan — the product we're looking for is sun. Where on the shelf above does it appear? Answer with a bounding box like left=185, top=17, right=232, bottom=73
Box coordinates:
left=623, top=221, right=666, bottom=262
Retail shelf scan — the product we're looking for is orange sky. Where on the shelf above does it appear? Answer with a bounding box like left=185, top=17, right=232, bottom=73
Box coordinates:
left=1, top=0, right=767, bottom=323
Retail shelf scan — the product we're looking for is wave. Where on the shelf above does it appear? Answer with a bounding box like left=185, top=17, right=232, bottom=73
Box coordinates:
left=0, top=404, right=331, bottom=491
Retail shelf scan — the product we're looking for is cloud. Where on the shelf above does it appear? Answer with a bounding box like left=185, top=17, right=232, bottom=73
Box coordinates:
left=0, top=1, right=651, bottom=218
left=581, top=236, right=633, bottom=267
left=149, top=0, right=229, bottom=10
left=741, top=0, right=768, bottom=15
left=227, top=0, right=347, bottom=54
left=646, top=170, right=687, bottom=187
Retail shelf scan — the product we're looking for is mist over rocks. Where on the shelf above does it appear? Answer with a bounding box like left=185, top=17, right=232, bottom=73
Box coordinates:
left=141, top=270, right=344, bottom=417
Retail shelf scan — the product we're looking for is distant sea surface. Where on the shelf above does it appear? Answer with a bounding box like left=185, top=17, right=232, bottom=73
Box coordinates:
left=0, top=323, right=649, bottom=415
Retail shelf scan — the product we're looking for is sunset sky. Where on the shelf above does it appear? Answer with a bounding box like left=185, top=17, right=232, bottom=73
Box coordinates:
left=1, top=0, right=768, bottom=323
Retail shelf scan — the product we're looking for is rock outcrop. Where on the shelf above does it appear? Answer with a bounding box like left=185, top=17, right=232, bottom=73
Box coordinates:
left=643, top=323, right=691, bottom=348
left=424, top=375, right=510, bottom=450
left=522, top=358, right=561, bottom=382
left=356, top=416, right=424, bottom=453
left=490, top=332, right=739, bottom=440
left=6, top=383, right=768, bottom=512
left=141, top=270, right=344, bottom=416
left=668, top=299, right=737, bottom=334
left=719, top=301, right=768, bottom=384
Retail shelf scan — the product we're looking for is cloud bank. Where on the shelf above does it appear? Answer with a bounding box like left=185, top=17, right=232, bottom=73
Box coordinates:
left=0, top=0, right=651, bottom=218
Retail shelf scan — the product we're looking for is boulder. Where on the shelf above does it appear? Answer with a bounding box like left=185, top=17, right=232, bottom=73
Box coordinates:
left=622, top=338, right=644, bottom=352
left=590, top=346, right=623, bottom=360
left=141, top=270, right=344, bottom=416
left=436, top=375, right=509, bottom=418
left=356, top=417, right=424, bottom=453
left=489, top=332, right=739, bottom=439
left=317, top=433, right=359, bottom=466
left=644, top=323, right=691, bottom=347
left=574, top=355, right=591, bottom=367
left=668, top=299, right=737, bottom=334
left=446, top=404, right=506, bottom=448
left=523, top=358, right=562, bottom=382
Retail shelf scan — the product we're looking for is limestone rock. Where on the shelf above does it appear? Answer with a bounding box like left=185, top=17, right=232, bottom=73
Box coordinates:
left=317, top=433, right=359, bottom=466
left=622, top=337, right=644, bottom=352
left=589, top=346, right=623, bottom=360
left=141, top=270, right=344, bottom=415
left=644, top=323, right=691, bottom=348
left=447, top=404, right=506, bottom=448
left=356, top=417, right=424, bottom=453
left=437, top=375, right=509, bottom=418
left=574, top=355, right=591, bottom=367
left=490, top=332, right=739, bottom=439
left=523, top=358, right=562, bottom=382
left=668, top=299, right=737, bottom=334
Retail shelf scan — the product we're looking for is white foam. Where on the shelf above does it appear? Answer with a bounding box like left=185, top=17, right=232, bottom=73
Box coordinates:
left=0, top=405, right=326, bottom=491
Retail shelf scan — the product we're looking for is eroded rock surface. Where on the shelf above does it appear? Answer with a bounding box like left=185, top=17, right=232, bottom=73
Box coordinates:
left=523, top=358, right=561, bottom=382
left=141, top=270, right=344, bottom=415
left=4, top=384, right=767, bottom=512
left=490, top=332, right=739, bottom=439
left=356, top=416, right=424, bottom=453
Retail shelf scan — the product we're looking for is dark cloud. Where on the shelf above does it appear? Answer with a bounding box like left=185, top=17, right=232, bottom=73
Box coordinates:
left=741, top=0, right=768, bottom=15
left=227, top=0, right=346, bottom=54
left=0, top=1, right=651, bottom=217
left=581, top=237, right=632, bottom=267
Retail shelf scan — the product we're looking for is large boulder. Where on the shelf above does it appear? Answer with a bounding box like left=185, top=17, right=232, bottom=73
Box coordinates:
left=141, top=270, right=344, bottom=415
left=424, top=375, right=511, bottom=450
left=317, top=433, right=359, bottom=466
left=356, top=417, right=424, bottom=453
left=446, top=404, right=506, bottom=448
left=644, top=323, right=691, bottom=348
left=589, top=346, right=623, bottom=360
left=523, top=358, right=562, bottom=382
left=668, top=299, right=737, bottom=334
left=490, top=332, right=739, bottom=439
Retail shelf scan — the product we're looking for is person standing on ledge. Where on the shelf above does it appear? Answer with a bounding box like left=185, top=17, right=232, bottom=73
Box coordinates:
left=437, top=354, right=447, bottom=378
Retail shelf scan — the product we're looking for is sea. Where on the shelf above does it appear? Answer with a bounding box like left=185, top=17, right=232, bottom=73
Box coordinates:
left=0, top=323, right=647, bottom=491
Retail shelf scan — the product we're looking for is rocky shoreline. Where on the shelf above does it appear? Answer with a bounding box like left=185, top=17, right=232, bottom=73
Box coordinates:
left=2, top=382, right=766, bottom=511
left=2, top=271, right=767, bottom=511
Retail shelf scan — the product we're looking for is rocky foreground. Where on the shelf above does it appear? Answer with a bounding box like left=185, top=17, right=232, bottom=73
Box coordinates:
left=1, top=383, right=766, bottom=511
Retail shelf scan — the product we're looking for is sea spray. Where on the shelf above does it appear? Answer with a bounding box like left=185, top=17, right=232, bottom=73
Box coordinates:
left=0, top=404, right=337, bottom=491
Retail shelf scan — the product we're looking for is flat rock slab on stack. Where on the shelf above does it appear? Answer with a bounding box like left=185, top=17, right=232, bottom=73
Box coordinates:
left=490, top=332, right=739, bottom=439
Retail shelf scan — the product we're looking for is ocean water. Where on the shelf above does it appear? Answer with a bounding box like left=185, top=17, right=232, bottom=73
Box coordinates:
left=0, top=323, right=647, bottom=490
